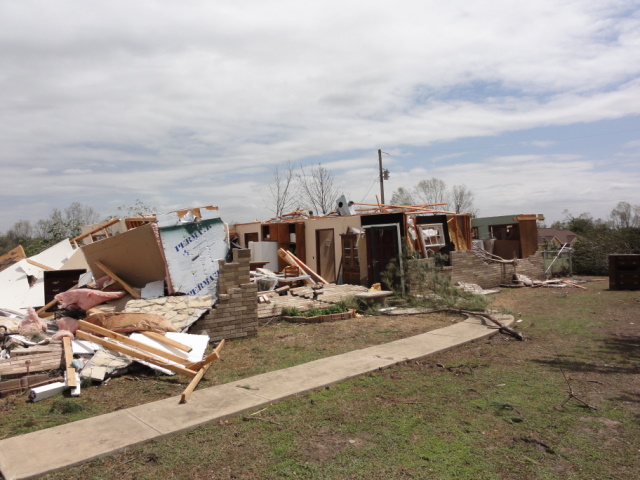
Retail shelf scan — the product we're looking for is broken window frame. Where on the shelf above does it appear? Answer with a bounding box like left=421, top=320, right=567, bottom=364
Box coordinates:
left=419, top=224, right=446, bottom=248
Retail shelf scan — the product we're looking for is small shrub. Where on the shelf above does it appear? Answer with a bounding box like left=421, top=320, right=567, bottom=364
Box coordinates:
left=280, top=302, right=352, bottom=318
left=280, top=306, right=302, bottom=317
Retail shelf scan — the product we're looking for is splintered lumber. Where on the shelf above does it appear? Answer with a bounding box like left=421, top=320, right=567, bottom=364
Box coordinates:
left=141, top=331, right=193, bottom=353
left=62, top=337, right=77, bottom=388
left=94, top=261, right=141, bottom=299
left=75, top=329, right=198, bottom=378
left=186, top=339, right=225, bottom=371
left=180, top=339, right=225, bottom=404
left=278, top=248, right=328, bottom=285
left=78, top=321, right=190, bottom=365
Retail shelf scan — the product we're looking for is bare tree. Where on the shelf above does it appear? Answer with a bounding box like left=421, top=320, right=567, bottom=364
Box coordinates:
left=390, top=187, right=415, bottom=205
left=298, top=163, right=339, bottom=215
left=610, top=201, right=640, bottom=229
left=413, top=178, right=448, bottom=205
left=450, top=184, right=477, bottom=215
left=268, top=161, right=298, bottom=216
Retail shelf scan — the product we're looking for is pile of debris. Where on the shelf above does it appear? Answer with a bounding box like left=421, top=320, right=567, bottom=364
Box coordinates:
left=0, top=206, right=373, bottom=404
left=502, top=274, right=587, bottom=289
left=0, top=206, right=234, bottom=403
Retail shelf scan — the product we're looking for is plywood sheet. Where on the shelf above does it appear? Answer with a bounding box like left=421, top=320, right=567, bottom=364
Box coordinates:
left=81, top=224, right=166, bottom=288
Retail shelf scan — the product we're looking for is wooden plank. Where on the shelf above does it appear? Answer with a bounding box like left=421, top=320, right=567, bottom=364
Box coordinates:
left=94, top=260, right=141, bottom=299
left=187, top=339, right=225, bottom=371
left=62, top=337, right=74, bottom=367
left=25, top=259, right=54, bottom=271
left=0, top=351, right=64, bottom=376
left=141, top=331, right=192, bottom=353
left=278, top=248, right=327, bottom=285
left=78, top=321, right=189, bottom=365
left=180, top=340, right=225, bottom=403
left=65, top=367, right=77, bottom=388
left=179, top=365, right=208, bottom=404
left=62, top=337, right=76, bottom=388
left=75, top=330, right=198, bottom=378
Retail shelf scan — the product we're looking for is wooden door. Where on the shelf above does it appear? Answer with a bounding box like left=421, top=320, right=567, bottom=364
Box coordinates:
left=316, top=229, right=335, bottom=283
left=368, top=226, right=400, bottom=285
left=244, top=232, right=259, bottom=247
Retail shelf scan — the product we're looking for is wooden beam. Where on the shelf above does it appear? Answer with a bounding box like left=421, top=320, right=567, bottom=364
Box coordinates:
left=180, top=365, right=209, bottom=404
left=94, top=260, right=141, bottom=299
left=75, top=330, right=198, bottom=378
left=180, top=340, right=225, bottom=404
left=78, top=321, right=190, bottom=365
left=141, top=331, right=192, bottom=353
left=278, top=248, right=328, bottom=285
left=186, top=339, right=225, bottom=371
left=62, top=337, right=77, bottom=388
left=25, top=259, right=55, bottom=271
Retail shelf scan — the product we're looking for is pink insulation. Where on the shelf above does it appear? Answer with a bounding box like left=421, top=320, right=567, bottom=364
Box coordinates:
left=55, top=289, right=125, bottom=310
left=18, top=307, right=48, bottom=334
left=56, top=317, right=80, bottom=334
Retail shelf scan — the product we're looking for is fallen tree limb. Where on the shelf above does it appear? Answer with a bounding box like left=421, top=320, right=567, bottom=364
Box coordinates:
left=558, top=360, right=597, bottom=411
left=391, top=308, right=524, bottom=340
left=473, top=247, right=519, bottom=266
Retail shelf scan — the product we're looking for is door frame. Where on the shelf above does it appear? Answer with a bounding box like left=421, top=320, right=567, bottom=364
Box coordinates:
left=315, top=228, right=335, bottom=282
left=363, top=223, right=404, bottom=291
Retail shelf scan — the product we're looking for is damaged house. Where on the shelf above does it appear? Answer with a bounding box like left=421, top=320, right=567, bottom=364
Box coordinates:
left=233, top=198, right=545, bottom=290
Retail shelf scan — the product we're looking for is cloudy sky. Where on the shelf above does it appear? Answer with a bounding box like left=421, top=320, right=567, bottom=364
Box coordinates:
left=1, top=1, right=639, bottom=232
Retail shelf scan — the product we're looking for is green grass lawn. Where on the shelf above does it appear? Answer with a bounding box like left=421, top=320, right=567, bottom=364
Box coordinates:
left=5, top=280, right=639, bottom=479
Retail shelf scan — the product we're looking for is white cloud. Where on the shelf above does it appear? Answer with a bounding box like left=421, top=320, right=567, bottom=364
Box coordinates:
left=1, top=1, right=640, bottom=230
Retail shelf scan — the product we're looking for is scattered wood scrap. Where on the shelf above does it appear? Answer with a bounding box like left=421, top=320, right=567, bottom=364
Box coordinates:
left=76, top=320, right=224, bottom=404
left=278, top=248, right=327, bottom=285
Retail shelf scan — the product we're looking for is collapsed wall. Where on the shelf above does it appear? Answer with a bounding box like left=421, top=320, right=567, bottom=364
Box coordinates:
left=190, top=249, right=258, bottom=341
left=449, top=250, right=544, bottom=288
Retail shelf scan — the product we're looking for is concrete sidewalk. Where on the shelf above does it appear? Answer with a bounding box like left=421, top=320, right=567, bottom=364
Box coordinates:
left=0, top=314, right=513, bottom=480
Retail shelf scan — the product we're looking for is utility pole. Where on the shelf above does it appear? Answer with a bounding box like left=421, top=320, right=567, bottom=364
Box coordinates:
left=378, top=149, right=390, bottom=204
left=378, top=149, right=385, bottom=204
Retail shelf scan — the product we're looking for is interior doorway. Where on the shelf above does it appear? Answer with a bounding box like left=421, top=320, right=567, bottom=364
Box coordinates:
left=367, top=224, right=401, bottom=286
left=315, top=229, right=335, bottom=282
